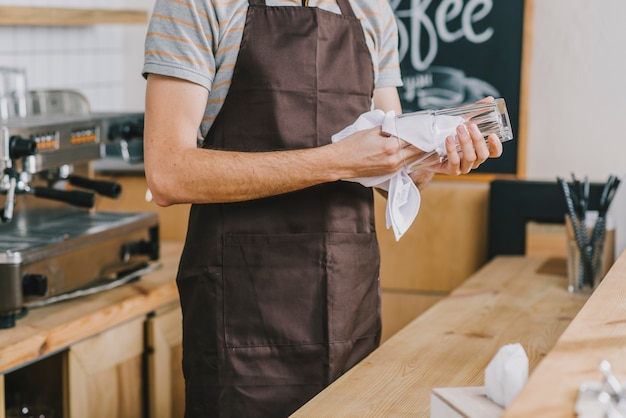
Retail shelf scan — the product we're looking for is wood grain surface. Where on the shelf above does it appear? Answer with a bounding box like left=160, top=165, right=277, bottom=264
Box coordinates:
left=0, top=6, right=148, bottom=26
left=68, top=317, right=145, bottom=418
left=505, top=251, right=626, bottom=418
left=292, top=256, right=589, bottom=418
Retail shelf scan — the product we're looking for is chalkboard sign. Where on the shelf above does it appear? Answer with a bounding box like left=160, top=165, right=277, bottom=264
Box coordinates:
left=390, top=0, right=530, bottom=175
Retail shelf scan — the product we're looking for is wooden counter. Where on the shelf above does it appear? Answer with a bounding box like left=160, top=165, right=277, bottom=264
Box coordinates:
left=292, top=256, right=589, bottom=417
left=505, top=251, right=626, bottom=417
left=0, top=241, right=183, bottom=374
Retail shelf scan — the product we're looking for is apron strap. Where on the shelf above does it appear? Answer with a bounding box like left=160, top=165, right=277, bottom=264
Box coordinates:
left=248, top=0, right=356, bottom=17
left=335, top=0, right=357, bottom=18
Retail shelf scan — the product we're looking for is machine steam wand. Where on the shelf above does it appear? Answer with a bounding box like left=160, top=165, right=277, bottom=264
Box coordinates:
left=1, top=135, right=36, bottom=222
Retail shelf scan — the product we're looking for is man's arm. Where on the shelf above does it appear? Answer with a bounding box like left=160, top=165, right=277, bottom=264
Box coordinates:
left=372, top=86, right=402, bottom=114
left=144, top=75, right=413, bottom=206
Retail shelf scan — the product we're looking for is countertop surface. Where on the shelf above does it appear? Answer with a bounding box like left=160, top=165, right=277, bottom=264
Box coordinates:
left=292, top=256, right=590, bottom=417
left=0, top=241, right=183, bottom=374
left=505, top=251, right=626, bottom=417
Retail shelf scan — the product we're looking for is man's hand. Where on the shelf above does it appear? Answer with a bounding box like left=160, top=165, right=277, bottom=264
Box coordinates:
left=430, top=123, right=503, bottom=176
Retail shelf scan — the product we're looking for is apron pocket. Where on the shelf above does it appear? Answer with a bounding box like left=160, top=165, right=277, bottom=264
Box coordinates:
left=326, top=232, right=380, bottom=343
left=223, top=232, right=381, bottom=348
left=223, top=233, right=326, bottom=348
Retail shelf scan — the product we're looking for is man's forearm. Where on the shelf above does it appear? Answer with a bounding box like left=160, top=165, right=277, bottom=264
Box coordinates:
left=146, top=143, right=346, bottom=206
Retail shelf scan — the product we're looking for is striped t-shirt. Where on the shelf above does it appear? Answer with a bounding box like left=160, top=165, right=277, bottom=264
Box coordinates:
left=143, top=0, right=403, bottom=139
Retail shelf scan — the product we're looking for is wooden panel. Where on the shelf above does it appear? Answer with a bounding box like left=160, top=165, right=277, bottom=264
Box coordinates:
left=516, top=0, right=534, bottom=179
left=0, top=7, right=148, bottom=26
left=292, top=256, right=588, bottom=417
left=68, top=317, right=145, bottom=418
left=380, top=291, right=443, bottom=343
left=0, top=375, right=4, bottom=418
left=146, top=303, right=185, bottom=418
left=375, top=180, right=490, bottom=292
left=95, top=175, right=190, bottom=242
left=525, top=221, right=567, bottom=258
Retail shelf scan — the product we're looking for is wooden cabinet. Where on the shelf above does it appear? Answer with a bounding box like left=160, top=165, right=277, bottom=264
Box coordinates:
left=2, top=304, right=185, bottom=418
left=146, top=304, right=184, bottom=418
left=67, top=317, right=145, bottom=418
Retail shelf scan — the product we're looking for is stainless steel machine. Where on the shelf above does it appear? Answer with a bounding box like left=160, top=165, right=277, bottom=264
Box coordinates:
left=0, top=111, right=159, bottom=328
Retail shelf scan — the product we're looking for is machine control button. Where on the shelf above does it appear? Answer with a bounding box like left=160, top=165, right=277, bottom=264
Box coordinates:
left=9, top=136, right=37, bottom=158
left=120, top=239, right=159, bottom=262
left=22, top=274, right=48, bottom=296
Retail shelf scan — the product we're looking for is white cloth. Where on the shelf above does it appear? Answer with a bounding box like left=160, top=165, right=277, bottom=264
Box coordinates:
left=484, top=343, right=529, bottom=408
left=330, top=109, right=462, bottom=241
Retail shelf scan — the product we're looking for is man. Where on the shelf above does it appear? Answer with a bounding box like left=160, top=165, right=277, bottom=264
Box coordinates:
left=142, top=0, right=502, bottom=416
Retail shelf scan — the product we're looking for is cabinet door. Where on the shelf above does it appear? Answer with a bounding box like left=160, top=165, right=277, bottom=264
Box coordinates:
left=67, top=317, right=145, bottom=418
left=146, top=303, right=184, bottom=418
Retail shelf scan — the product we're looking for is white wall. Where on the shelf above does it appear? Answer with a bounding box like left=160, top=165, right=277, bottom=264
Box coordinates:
left=525, top=0, right=626, bottom=183
left=0, top=0, right=153, bottom=112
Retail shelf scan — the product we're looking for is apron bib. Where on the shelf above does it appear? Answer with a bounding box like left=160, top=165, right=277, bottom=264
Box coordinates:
left=177, top=0, right=379, bottom=415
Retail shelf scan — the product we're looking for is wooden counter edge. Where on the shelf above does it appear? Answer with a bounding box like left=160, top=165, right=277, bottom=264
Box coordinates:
left=0, top=241, right=183, bottom=374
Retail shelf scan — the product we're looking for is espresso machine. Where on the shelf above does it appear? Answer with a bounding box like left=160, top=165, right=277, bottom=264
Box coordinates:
left=0, top=99, right=159, bottom=328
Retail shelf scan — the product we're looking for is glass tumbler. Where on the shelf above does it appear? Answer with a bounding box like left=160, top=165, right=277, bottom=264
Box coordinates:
left=0, top=67, right=28, bottom=120
left=405, top=98, right=513, bottom=171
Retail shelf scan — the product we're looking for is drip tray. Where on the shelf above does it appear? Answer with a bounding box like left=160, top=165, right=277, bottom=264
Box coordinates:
left=0, top=209, right=160, bottom=327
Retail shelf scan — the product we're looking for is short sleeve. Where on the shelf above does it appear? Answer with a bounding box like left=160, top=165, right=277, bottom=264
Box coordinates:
left=375, top=1, right=402, bottom=89
left=143, top=0, right=217, bottom=91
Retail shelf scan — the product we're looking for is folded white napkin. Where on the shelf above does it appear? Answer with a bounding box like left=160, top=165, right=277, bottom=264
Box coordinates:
left=484, top=343, right=529, bottom=408
left=331, top=109, right=462, bottom=241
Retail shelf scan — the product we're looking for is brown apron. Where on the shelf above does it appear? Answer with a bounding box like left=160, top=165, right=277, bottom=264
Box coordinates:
left=177, top=0, right=379, bottom=415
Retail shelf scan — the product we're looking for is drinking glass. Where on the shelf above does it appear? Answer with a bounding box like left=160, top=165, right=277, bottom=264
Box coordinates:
left=0, top=67, right=28, bottom=120
left=405, top=98, right=513, bottom=172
